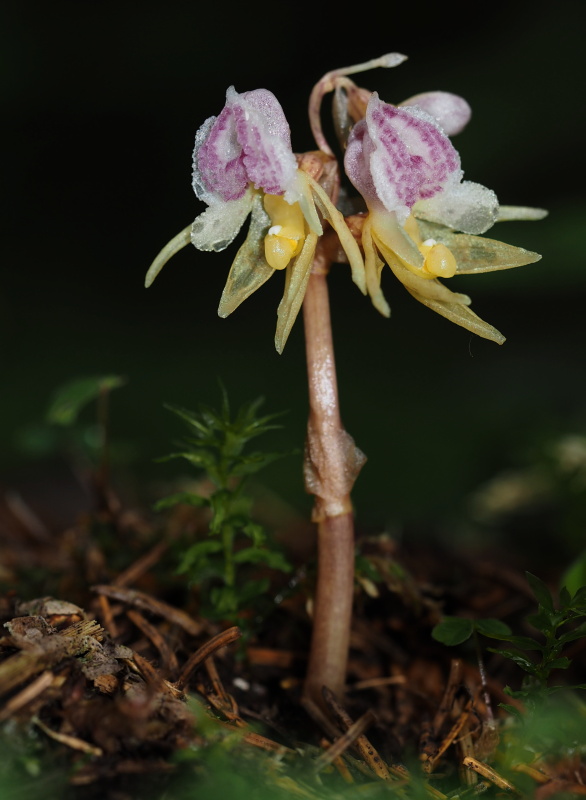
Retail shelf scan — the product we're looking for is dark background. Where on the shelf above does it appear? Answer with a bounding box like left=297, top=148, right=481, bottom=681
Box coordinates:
left=2, top=2, right=585, bottom=553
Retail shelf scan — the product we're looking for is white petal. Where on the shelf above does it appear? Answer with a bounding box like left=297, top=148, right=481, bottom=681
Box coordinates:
left=414, top=180, right=499, bottom=235
left=399, top=92, right=472, bottom=136
left=190, top=190, right=253, bottom=252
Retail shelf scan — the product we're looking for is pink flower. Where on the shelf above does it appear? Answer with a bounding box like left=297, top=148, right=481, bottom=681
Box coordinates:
left=193, top=87, right=298, bottom=203
left=145, top=87, right=365, bottom=353
left=345, top=92, right=498, bottom=234
left=343, top=92, right=543, bottom=343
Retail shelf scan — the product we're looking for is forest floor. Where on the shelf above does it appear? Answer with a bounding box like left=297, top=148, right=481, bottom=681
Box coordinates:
left=1, top=461, right=585, bottom=800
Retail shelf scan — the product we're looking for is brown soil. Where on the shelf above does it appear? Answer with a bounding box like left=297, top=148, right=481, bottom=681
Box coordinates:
left=1, top=468, right=585, bottom=800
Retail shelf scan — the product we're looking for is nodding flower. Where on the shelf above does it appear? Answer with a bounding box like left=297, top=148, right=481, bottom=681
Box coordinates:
left=341, top=84, right=546, bottom=344
left=145, top=86, right=365, bottom=353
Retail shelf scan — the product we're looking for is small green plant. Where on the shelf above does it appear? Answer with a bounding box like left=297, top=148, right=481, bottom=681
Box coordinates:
left=17, top=374, right=126, bottom=467
left=432, top=571, right=586, bottom=711
left=489, top=573, right=586, bottom=711
left=155, top=390, right=293, bottom=626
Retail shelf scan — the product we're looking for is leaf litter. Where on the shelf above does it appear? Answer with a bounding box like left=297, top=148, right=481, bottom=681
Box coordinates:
left=1, top=474, right=585, bottom=800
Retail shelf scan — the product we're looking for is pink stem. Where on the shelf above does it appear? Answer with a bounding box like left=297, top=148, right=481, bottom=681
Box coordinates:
left=301, top=246, right=365, bottom=705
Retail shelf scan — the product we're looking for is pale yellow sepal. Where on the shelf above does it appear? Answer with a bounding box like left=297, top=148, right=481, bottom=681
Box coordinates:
left=361, top=216, right=390, bottom=317
left=369, top=229, right=504, bottom=342
left=306, top=174, right=367, bottom=295
left=406, top=289, right=506, bottom=344
left=497, top=206, right=548, bottom=222
left=144, top=224, right=192, bottom=288
left=218, top=192, right=275, bottom=318
left=370, top=207, right=423, bottom=269
left=275, top=231, right=319, bottom=354
left=293, top=170, right=323, bottom=235
left=415, top=220, right=542, bottom=274
left=375, top=235, right=472, bottom=307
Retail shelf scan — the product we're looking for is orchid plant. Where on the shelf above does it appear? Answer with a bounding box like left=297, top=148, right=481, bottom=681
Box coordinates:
left=145, top=53, right=545, bottom=716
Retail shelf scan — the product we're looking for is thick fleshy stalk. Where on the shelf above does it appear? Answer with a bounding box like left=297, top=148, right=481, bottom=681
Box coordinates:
left=302, top=239, right=366, bottom=707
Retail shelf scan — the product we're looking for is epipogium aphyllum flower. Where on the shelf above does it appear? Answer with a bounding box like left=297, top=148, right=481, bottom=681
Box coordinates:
left=310, top=53, right=547, bottom=343
left=145, top=86, right=365, bottom=354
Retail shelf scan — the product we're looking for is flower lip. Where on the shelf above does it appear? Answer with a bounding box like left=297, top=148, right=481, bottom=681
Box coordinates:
left=192, top=86, right=299, bottom=205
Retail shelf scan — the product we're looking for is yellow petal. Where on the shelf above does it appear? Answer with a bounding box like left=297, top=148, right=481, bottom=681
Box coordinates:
left=218, top=193, right=275, bottom=318
left=275, top=231, right=319, bottom=353
left=370, top=207, right=423, bottom=269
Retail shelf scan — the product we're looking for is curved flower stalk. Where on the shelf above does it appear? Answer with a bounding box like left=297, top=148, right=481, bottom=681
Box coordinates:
left=145, top=86, right=365, bottom=353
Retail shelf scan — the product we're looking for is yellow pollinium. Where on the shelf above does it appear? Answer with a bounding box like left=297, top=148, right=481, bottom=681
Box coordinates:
left=420, top=239, right=458, bottom=279
left=263, top=194, right=306, bottom=270
left=403, top=215, right=458, bottom=279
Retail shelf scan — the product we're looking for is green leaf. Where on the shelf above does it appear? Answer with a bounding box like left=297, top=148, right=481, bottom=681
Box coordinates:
left=545, top=656, right=571, bottom=671
left=498, top=702, right=524, bottom=720
left=559, top=585, right=572, bottom=609
left=156, top=450, right=213, bottom=470
left=569, top=584, right=586, bottom=610
left=230, top=578, right=270, bottom=606
left=210, top=585, right=240, bottom=615
left=526, top=607, right=556, bottom=635
left=355, top=555, right=383, bottom=584
left=544, top=684, right=586, bottom=698
left=230, top=450, right=290, bottom=478
left=209, top=578, right=270, bottom=617
left=557, top=625, right=586, bottom=646
left=487, top=648, right=536, bottom=673
left=233, top=547, right=292, bottom=572
left=46, top=375, right=125, bottom=426
left=242, top=521, right=266, bottom=547
left=176, top=539, right=224, bottom=575
left=495, top=634, right=544, bottom=651
left=560, top=550, right=586, bottom=598
left=431, top=617, right=474, bottom=646
left=154, top=492, right=209, bottom=511
left=474, top=618, right=513, bottom=639
left=526, top=572, right=555, bottom=613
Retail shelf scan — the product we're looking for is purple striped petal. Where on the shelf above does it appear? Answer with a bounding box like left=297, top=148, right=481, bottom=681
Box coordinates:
left=343, top=119, right=378, bottom=207
left=399, top=92, right=472, bottom=136
left=230, top=88, right=298, bottom=197
left=192, top=87, right=297, bottom=205
left=193, top=108, right=249, bottom=203
left=345, top=94, right=462, bottom=224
